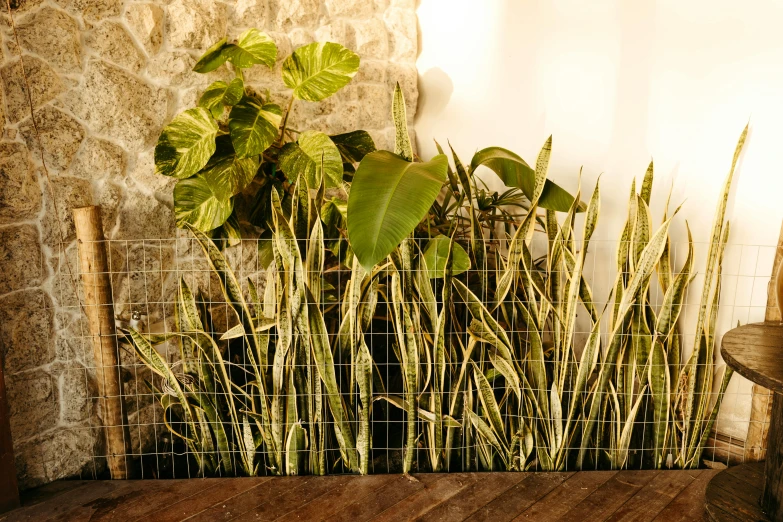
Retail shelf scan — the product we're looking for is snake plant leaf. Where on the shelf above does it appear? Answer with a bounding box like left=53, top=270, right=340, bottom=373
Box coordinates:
left=193, top=37, right=230, bottom=73
left=155, top=107, right=218, bottom=179
left=229, top=96, right=282, bottom=158
left=285, top=421, right=307, bottom=475
left=392, top=82, right=413, bottom=161
left=348, top=151, right=448, bottom=271
left=330, top=130, right=376, bottom=164
left=422, top=235, right=470, bottom=278
left=224, top=29, right=277, bottom=69
left=278, top=130, right=342, bottom=188
left=470, top=146, right=582, bottom=212
left=198, top=78, right=245, bottom=119
left=282, top=42, right=360, bottom=101
left=173, top=173, right=233, bottom=231
left=649, top=340, right=670, bottom=468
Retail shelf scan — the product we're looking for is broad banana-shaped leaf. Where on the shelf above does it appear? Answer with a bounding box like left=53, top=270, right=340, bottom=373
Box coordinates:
left=392, top=82, right=413, bottom=161
left=282, top=42, right=360, bottom=101
left=199, top=78, right=245, bottom=119
left=330, top=130, right=376, bottom=164
left=278, top=130, right=342, bottom=187
left=155, top=107, right=218, bottom=179
left=173, top=173, right=233, bottom=231
left=224, top=29, right=277, bottom=69
left=470, top=144, right=581, bottom=212
left=348, top=151, right=448, bottom=271
left=229, top=96, right=282, bottom=158
left=422, top=235, right=470, bottom=278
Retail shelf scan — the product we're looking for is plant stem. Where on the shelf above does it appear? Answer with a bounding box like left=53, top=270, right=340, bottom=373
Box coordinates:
left=277, top=94, right=295, bottom=144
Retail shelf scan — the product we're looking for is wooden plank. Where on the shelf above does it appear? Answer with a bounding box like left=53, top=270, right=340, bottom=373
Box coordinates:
left=512, top=470, right=617, bottom=522
left=17, top=481, right=87, bottom=509
left=142, top=478, right=267, bottom=522
left=465, top=472, right=573, bottom=522
left=187, top=476, right=311, bottom=522
left=762, top=394, right=783, bottom=521
left=560, top=470, right=659, bottom=520
left=45, top=479, right=162, bottom=522
left=654, top=469, right=719, bottom=522
left=606, top=470, right=700, bottom=522
left=706, top=465, right=767, bottom=521
left=326, top=474, right=427, bottom=522
left=0, top=352, right=20, bottom=514
left=721, top=323, right=783, bottom=393
left=230, top=476, right=349, bottom=521
left=727, top=461, right=766, bottom=485
left=275, top=475, right=395, bottom=522
left=83, top=478, right=222, bottom=521
left=0, top=481, right=124, bottom=522
left=371, top=473, right=478, bottom=522
left=418, top=472, right=526, bottom=521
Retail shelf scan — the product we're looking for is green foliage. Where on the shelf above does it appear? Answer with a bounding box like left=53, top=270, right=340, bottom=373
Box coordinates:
left=143, top=30, right=740, bottom=478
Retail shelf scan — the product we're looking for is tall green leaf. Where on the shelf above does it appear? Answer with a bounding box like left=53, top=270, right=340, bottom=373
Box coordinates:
left=422, top=235, right=470, bottom=278
left=155, top=107, right=218, bottom=179
left=282, top=42, right=360, bottom=101
left=392, top=82, right=413, bottom=161
left=347, top=151, right=448, bottom=271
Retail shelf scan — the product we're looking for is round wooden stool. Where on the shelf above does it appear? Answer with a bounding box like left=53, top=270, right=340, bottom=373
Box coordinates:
left=706, top=322, right=783, bottom=521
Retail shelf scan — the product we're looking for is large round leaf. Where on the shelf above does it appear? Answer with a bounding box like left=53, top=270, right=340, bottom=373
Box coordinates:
left=228, top=96, right=282, bottom=158
left=224, top=29, right=277, bottom=69
left=348, top=151, right=448, bottom=271
left=278, top=130, right=342, bottom=188
left=198, top=78, right=244, bottom=119
left=422, top=235, right=471, bottom=278
left=282, top=42, right=360, bottom=102
left=471, top=146, right=581, bottom=212
left=202, top=136, right=260, bottom=196
left=155, top=107, right=218, bottom=179
left=193, top=37, right=230, bottom=73
left=174, top=174, right=234, bottom=231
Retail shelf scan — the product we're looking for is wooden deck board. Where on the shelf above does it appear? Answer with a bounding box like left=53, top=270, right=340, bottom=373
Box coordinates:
left=0, top=469, right=727, bottom=522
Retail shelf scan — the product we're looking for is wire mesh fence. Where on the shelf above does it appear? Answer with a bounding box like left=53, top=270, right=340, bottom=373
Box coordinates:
left=49, top=234, right=776, bottom=479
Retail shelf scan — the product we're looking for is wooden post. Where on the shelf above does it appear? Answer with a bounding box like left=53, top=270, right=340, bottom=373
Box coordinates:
left=763, top=393, right=783, bottom=521
left=73, top=206, right=132, bottom=479
left=0, top=353, right=20, bottom=513
left=744, top=221, right=783, bottom=462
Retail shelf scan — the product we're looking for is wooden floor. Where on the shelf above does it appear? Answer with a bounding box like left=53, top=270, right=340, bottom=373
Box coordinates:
left=0, top=469, right=719, bottom=522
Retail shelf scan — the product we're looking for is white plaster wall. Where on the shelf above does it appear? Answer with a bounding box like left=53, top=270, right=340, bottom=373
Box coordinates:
left=416, top=0, right=783, bottom=441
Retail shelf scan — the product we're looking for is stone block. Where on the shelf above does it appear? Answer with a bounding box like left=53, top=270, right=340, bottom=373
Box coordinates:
left=124, top=3, right=164, bottom=56
left=384, top=7, right=417, bottom=62
left=117, top=191, right=175, bottom=240
left=16, top=7, right=82, bottom=73
left=14, top=427, right=101, bottom=488
left=352, top=18, right=389, bottom=59
left=55, top=0, right=122, bottom=21
left=0, top=56, right=64, bottom=124
left=0, top=141, right=42, bottom=224
left=275, top=0, right=322, bottom=31
left=5, top=370, right=58, bottom=441
left=57, top=365, right=94, bottom=424
left=325, top=0, right=376, bottom=18
left=231, top=0, right=269, bottom=28
left=88, top=21, right=145, bottom=73
left=166, top=0, right=227, bottom=49
left=0, top=289, right=54, bottom=374
left=96, top=181, right=124, bottom=237
left=19, top=106, right=85, bottom=172
left=314, top=20, right=355, bottom=49
left=0, top=224, right=44, bottom=295
left=129, top=148, right=176, bottom=196
left=40, top=176, right=93, bottom=248
left=68, top=137, right=126, bottom=182
left=62, top=60, right=167, bottom=152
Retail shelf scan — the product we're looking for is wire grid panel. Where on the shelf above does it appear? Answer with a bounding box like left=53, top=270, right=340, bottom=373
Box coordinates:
left=51, top=236, right=775, bottom=479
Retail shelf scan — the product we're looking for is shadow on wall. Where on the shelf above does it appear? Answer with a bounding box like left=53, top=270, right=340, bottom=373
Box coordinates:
left=414, top=67, right=453, bottom=149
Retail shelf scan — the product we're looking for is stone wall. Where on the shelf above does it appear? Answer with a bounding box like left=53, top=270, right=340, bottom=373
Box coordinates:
left=0, top=0, right=418, bottom=489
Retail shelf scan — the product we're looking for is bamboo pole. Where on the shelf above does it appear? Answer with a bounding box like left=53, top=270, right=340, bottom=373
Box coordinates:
left=73, top=206, right=132, bottom=479
left=0, top=353, right=20, bottom=513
